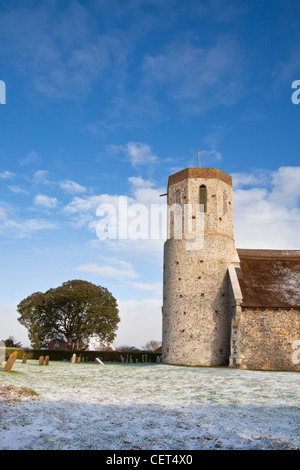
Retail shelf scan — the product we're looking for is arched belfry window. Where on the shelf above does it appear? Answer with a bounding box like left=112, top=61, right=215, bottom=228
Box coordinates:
left=199, top=185, right=207, bottom=212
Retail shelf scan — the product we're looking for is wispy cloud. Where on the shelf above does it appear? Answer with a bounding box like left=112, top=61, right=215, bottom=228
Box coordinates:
left=59, top=180, right=86, bottom=194
left=141, top=36, right=246, bottom=114
left=197, top=149, right=222, bottom=166
left=0, top=2, right=128, bottom=101
left=32, top=170, right=51, bottom=185
left=0, top=201, right=58, bottom=238
left=34, top=194, right=58, bottom=209
left=0, top=170, right=15, bottom=179
left=74, top=260, right=138, bottom=281
left=8, top=185, right=30, bottom=195
left=232, top=170, right=269, bottom=189
left=109, top=142, right=158, bottom=167
left=18, top=151, right=40, bottom=166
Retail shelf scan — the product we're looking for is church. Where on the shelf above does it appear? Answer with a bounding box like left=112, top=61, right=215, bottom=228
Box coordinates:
left=162, top=168, right=300, bottom=371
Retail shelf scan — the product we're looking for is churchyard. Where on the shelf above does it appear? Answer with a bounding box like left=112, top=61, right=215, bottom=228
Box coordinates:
left=0, top=357, right=299, bottom=450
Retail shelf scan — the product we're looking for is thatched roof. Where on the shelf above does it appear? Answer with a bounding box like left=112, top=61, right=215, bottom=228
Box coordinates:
left=235, top=249, right=300, bottom=309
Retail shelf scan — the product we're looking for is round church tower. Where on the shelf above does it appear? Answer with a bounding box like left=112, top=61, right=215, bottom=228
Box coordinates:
left=162, top=168, right=236, bottom=366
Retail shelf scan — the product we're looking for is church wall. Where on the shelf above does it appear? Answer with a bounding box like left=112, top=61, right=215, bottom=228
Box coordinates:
left=236, top=308, right=300, bottom=371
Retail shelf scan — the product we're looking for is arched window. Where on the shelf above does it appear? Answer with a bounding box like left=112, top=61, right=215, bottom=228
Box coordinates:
left=199, top=185, right=207, bottom=212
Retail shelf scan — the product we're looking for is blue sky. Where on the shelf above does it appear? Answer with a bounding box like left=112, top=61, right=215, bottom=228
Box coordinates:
left=0, top=0, right=300, bottom=348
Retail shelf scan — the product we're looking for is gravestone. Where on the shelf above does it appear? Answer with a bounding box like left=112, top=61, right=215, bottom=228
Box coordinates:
left=3, top=351, right=18, bottom=371
left=45, top=356, right=50, bottom=365
left=71, top=353, right=76, bottom=364
left=0, top=340, right=5, bottom=365
left=38, top=356, right=44, bottom=366
left=22, top=353, right=28, bottom=364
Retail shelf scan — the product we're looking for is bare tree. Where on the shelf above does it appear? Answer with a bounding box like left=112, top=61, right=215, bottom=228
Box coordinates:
left=143, top=340, right=162, bottom=351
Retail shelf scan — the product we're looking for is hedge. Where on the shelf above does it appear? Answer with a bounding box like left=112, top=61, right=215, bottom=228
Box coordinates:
left=4, top=348, right=162, bottom=364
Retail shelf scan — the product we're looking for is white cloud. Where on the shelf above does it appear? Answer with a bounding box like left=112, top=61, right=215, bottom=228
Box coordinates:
left=59, top=180, right=86, bottom=194
left=233, top=166, right=300, bottom=249
left=128, top=176, right=154, bottom=188
left=63, top=177, right=167, bottom=257
left=129, top=281, right=162, bottom=295
left=0, top=217, right=58, bottom=239
left=19, top=151, right=40, bottom=166
left=232, top=171, right=268, bottom=189
left=74, top=261, right=138, bottom=281
left=0, top=170, right=15, bottom=179
left=270, top=166, right=300, bottom=207
left=33, top=170, right=50, bottom=185
left=64, top=195, right=114, bottom=214
left=34, top=194, right=58, bottom=208
left=128, top=176, right=165, bottom=206
left=0, top=201, right=58, bottom=238
left=109, top=142, right=157, bottom=167
left=8, top=185, right=29, bottom=195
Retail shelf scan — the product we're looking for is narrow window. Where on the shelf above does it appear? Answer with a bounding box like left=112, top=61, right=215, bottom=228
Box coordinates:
left=199, top=185, right=207, bottom=212
left=223, top=190, right=228, bottom=215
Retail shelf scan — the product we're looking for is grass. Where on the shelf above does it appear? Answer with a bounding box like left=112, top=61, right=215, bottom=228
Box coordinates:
left=0, top=359, right=299, bottom=450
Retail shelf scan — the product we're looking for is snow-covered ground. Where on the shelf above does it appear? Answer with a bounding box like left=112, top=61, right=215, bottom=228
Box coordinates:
left=0, top=360, right=299, bottom=450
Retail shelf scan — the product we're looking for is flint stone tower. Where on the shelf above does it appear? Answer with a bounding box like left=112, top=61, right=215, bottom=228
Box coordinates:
left=162, top=168, right=236, bottom=366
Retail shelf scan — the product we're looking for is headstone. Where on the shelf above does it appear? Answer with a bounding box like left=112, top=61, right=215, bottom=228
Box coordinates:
left=22, top=352, right=28, bottom=364
left=142, top=354, right=147, bottom=363
left=3, top=351, right=18, bottom=371
left=0, top=340, right=5, bottom=365
left=77, top=356, right=81, bottom=364
left=45, top=356, right=50, bottom=365
left=38, top=356, right=44, bottom=366
left=71, top=353, right=76, bottom=364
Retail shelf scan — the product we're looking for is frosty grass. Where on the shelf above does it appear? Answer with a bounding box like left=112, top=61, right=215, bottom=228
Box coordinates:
left=0, top=360, right=299, bottom=450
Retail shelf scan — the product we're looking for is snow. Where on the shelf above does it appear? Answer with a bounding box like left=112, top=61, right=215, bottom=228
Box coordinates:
left=0, top=360, right=299, bottom=450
